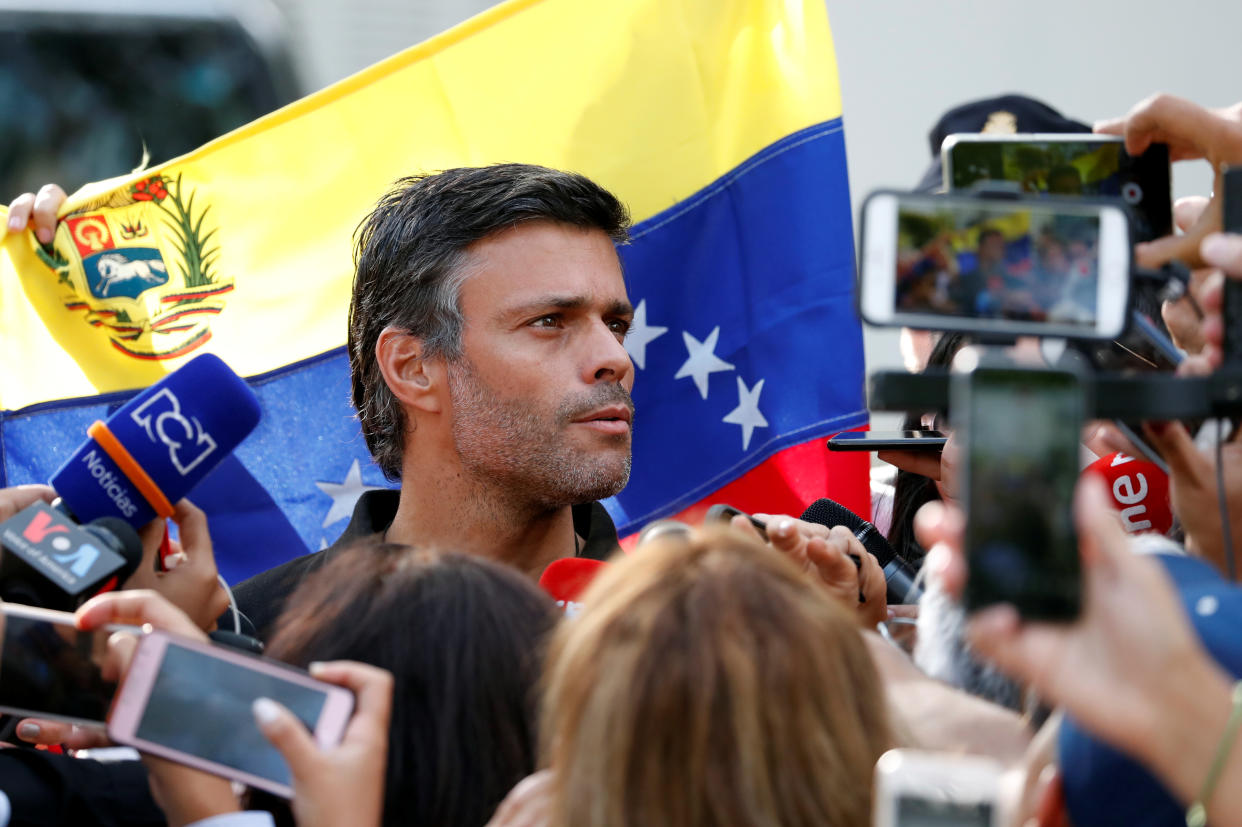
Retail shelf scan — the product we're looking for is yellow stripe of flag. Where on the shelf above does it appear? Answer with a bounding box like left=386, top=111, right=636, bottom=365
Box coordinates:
left=1, top=0, right=842, bottom=410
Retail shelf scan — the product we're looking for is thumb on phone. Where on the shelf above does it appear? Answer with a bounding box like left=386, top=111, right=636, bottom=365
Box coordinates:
left=253, top=697, right=318, bottom=780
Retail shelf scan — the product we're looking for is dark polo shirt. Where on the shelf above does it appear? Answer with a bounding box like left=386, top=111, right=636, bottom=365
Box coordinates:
left=232, top=490, right=620, bottom=640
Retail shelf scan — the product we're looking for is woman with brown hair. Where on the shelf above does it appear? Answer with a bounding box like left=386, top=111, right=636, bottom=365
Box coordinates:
left=538, top=527, right=893, bottom=827
left=260, top=541, right=560, bottom=827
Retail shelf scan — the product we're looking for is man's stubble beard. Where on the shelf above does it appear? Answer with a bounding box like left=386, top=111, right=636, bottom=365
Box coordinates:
left=446, top=359, right=633, bottom=511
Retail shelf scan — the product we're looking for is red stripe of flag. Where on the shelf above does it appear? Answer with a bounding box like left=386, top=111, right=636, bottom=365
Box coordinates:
left=619, top=426, right=870, bottom=549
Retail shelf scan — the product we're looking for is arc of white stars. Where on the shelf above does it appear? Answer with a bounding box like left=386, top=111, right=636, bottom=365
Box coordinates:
left=722, top=376, right=768, bottom=450
left=674, top=326, right=735, bottom=399
left=624, top=299, right=668, bottom=370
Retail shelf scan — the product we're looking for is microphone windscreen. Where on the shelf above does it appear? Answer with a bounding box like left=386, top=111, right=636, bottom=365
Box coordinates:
left=800, top=498, right=899, bottom=567
left=85, top=517, right=145, bottom=582
left=539, top=558, right=606, bottom=610
left=1083, top=452, right=1172, bottom=535
left=50, top=354, right=261, bottom=527
left=0, top=502, right=130, bottom=604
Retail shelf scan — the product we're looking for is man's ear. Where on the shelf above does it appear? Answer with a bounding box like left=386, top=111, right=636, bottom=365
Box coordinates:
left=375, top=326, right=444, bottom=414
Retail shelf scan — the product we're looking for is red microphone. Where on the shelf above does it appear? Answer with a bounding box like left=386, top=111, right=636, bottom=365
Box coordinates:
left=1083, top=452, right=1172, bottom=535
left=538, top=558, right=606, bottom=617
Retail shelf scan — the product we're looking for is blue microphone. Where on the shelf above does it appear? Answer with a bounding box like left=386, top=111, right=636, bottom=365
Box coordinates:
left=50, top=353, right=261, bottom=527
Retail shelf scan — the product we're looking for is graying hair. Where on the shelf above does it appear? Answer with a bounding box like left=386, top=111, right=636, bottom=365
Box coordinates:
left=348, top=164, right=630, bottom=479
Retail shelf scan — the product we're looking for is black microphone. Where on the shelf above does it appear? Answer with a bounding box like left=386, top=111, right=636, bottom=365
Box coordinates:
left=0, top=502, right=143, bottom=611
left=800, top=498, right=923, bottom=605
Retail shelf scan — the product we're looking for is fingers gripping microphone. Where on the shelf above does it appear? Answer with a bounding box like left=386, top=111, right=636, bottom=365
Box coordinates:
left=539, top=558, right=606, bottom=618
left=799, top=498, right=923, bottom=605
left=0, top=503, right=143, bottom=610
left=50, top=353, right=261, bottom=528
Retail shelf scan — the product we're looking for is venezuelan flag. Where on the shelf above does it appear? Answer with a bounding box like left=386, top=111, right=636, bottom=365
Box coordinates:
left=0, top=0, right=868, bottom=582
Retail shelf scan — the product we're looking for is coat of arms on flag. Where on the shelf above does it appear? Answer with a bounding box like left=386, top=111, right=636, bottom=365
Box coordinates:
left=40, top=173, right=234, bottom=360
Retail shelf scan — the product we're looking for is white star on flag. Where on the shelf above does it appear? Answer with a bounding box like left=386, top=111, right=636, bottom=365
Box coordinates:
left=675, top=326, right=735, bottom=399
left=315, top=458, right=381, bottom=528
left=624, top=299, right=668, bottom=370
left=722, top=377, right=768, bottom=450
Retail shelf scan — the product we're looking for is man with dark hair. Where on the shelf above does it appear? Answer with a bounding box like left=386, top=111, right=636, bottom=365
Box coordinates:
left=234, top=163, right=636, bottom=636
left=950, top=226, right=1008, bottom=315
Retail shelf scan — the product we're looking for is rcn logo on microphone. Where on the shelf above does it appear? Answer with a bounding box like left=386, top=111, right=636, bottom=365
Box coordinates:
left=130, top=388, right=218, bottom=476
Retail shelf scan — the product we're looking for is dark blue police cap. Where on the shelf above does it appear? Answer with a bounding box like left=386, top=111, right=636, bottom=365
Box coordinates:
left=916, top=94, right=1091, bottom=192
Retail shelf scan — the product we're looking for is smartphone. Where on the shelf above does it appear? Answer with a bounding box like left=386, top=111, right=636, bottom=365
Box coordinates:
left=108, top=630, right=354, bottom=798
left=873, top=748, right=1002, bottom=827
left=859, top=191, right=1131, bottom=340
left=704, top=503, right=768, bottom=540
left=941, top=133, right=1172, bottom=241
left=953, top=351, right=1084, bottom=620
left=0, top=603, right=135, bottom=726
left=827, top=430, right=946, bottom=452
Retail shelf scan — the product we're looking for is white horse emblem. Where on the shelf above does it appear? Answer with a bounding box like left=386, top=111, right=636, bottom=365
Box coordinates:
left=94, top=252, right=167, bottom=297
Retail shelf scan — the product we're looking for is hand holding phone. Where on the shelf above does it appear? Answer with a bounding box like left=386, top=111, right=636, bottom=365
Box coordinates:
left=108, top=631, right=355, bottom=798
left=922, top=478, right=1235, bottom=817
left=1097, top=94, right=1242, bottom=270
left=0, top=603, right=136, bottom=727
left=10, top=589, right=215, bottom=747
left=254, top=661, right=393, bottom=827
left=71, top=590, right=249, bottom=823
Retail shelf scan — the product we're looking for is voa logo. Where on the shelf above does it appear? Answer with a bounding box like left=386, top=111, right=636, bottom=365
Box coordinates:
left=21, top=510, right=101, bottom=579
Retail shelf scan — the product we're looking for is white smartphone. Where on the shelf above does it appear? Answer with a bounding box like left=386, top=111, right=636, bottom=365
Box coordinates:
left=940, top=133, right=1171, bottom=240
left=873, top=748, right=1002, bottom=827
left=0, top=603, right=136, bottom=727
left=858, top=190, right=1131, bottom=340
left=107, top=630, right=355, bottom=798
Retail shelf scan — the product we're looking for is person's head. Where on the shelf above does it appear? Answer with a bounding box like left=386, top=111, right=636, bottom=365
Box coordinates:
left=977, top=228, right=1005, bottom=265
left=890, top=331, right=967, bottom=562
left=1067, top=235, right=1092, bottom=267
left=349, top=164, right=635, bottom=507
left=900, top=260, right=938, bottom=307
left=266, top=541, right=559, bottom=827
left=1039, top=234, right=1069, bottom=275
left=540, top=527, right=891, bottom=827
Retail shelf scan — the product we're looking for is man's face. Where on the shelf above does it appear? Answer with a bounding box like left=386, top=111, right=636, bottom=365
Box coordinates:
left=979, top=233, right=1005, bottom=265
left=447, top=220, right=635, bottom=508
